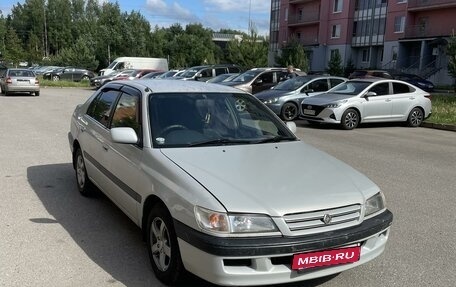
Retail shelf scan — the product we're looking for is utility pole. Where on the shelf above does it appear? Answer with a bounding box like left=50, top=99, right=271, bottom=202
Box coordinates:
left=248, top=0, right=252, bottom=33
left=43, top=1, right=48, bottom=58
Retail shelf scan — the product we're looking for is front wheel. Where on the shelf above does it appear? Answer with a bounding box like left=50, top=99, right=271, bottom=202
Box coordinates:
left=340, top=108, right=359, bottom=130
left=281, top=102, right=298, bottom=121
left=407, top=107, right=424, bottom=127
left=81, top=75, right=90, bottom=81
left=146, top=203, right=185, bottom=285
left=52, top=75, right=60, bottom=81
left=74, top=148, right=94, bottom=196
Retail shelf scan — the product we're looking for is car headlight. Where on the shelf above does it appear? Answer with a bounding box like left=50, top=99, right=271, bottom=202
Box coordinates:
left=324, top=100, right=347, bottom=108
left=263, top=98, right=279, bottom=104
left=365, top=192, right=386, bottom=217
left=195, top=206, right=278, bottom=235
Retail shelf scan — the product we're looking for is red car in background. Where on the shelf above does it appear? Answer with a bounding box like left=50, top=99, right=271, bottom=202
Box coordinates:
left=114, top=69, right=162, bottom=81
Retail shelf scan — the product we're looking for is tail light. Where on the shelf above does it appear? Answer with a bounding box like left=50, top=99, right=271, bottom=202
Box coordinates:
left=424, top=93, right=432, bottom=101
left=35, top=77, right=39, bottom=85
left=6, top=77, right=12, bottom=84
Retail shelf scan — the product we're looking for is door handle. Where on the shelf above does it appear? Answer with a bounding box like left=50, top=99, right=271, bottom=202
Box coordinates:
left=409, top=97, right=415, bottom=100
left=385, top=99, right=391, bottom=102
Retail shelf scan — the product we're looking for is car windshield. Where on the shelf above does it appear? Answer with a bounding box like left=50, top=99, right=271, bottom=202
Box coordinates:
left=328, top=81, right=371, bottom=95
left=180, top=69, right=198, bottom=78
left=149, top=92, right=296, bottom=148
left=273, top=76, right=312, bottom=91
left=231, top=70, right=262, bottom=83
left=107, top=61, right=118, bottom=69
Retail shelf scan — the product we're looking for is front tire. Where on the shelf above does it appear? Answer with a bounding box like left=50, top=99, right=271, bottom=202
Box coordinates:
left=74, top=148, right=94, bottom=196
left=146, top=203, right=184, bottom=285
left=281, top=102, right=298, bottom=121
left=407, top=107, right=424, bottom=127
left=340, top=108, right=359, bottom=130
left=52, top=75, right=60, bottom=81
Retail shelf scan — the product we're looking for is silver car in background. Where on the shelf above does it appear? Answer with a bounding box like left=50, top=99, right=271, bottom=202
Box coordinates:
left=301, top=78, right=432, bottom=130
left=255, top=75, right=347, bottom=120
left=69, top=80, right=393, bottom=286
left=0, top=68, right=40, bottom=96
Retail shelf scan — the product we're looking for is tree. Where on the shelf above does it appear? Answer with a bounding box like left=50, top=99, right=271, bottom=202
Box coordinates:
left=327, top=50, right=343, bottom=76
left=226, top=31, right=268, bottom=70
left=447, top=34, right=456, bottom=91
left=276, top=38, right=308, bottom=72
left=4, top=27, right=25, bottom=66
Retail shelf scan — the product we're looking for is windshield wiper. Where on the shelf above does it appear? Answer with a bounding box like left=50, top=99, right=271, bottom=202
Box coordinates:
left=188, top=138, right=252, bottom=147
left=253, top=135, right=297, bottom=144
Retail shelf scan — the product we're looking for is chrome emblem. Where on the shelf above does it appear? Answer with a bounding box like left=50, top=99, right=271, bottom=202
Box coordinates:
left=322, top=214, right=332, bottom=225
left=307, top=105, right=312, bottom=109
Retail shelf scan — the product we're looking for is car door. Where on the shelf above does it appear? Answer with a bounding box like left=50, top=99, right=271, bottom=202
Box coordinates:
left=390, top=82, right=417, bottom=120
left=305, top=79, right=330, bottom=97
left=252, top=71, right=275, bottom=94
left=103, top=86, right=142, bottom=221
left=77, top=88, right=121, bottom=194
left=361, top=82, right=393, bottom=122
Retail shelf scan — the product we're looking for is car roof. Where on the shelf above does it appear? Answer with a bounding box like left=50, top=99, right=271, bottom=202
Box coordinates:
left=107, top=79, right=248, bottom=94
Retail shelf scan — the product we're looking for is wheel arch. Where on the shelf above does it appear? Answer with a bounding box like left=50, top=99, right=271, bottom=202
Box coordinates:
left=142, top=195, right=168, bottom=240
left=342, top=106, right=362, bottom=124
left=71, top=140, right=81, bottom=169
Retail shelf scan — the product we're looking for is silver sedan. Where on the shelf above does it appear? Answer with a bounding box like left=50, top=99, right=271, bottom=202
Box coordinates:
left=300, top=78, right=432, bottom=130
left=0, top=68, right=40, bottom=96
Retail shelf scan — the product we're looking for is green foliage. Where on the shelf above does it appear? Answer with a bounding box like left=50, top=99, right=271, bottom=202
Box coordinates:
left=327, top=50, right=344, bottom=76
left=424, top=94, right=456, bottom=124
left=52, top=36, right=98, bottom=70
left=226, top=31, right=268, bottom=70
left=276, top=38, right=308, bottom=72
left=4, top=27, right=25, bottom=65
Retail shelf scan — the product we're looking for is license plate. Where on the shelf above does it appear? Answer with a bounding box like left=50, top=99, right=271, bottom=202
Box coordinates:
left=292, top=246, right=360, bottom=270
left=303, top=109, right=315, bottom=115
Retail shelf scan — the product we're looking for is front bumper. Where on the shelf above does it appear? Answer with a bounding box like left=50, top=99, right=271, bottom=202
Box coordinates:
left=175, top=210, right=393, bottom=286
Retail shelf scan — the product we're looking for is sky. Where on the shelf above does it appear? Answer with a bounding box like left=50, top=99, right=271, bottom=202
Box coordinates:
left=0, top=0, right=271, bottom=36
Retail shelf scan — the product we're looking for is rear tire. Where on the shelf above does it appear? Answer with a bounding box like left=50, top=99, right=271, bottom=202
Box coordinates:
left=281, top=102, right=298, bottom=121
left=340, top=108, right=359, bottom=130
left=146, top=203, right=185, bottom=285
left=52, top=75, right=60, bottom=81
left=407, top=107, right=424, bottom=127
left=74, top=148, right=94, bottom=196
left=35, top=91, right=40, bottom=97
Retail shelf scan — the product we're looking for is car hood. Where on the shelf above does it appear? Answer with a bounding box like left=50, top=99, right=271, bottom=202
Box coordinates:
left=161, top=142, right=378, bottom=216
left=255, top=89, right=293, bottom=99
left=302, top=93, right=356, bottom=105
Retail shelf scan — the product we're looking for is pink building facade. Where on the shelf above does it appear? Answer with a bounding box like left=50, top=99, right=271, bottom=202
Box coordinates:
left=269, top=0, right=456, bottom=85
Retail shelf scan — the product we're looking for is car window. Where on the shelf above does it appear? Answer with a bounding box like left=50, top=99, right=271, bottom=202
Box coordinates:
left=259, top=72, right=274, bottom=84
left=330, top=78, right=345, bottom=87
left=200, top=69, right=212, bottom=78
left=149, top=93, right=295, bottom=148
left=369, top=83, right=390, bottom=96
left=275, top=76, right=311, bottom=91
left=309, top=79, right=329, bottom=92
left=87, top=90, right=120, bottom=127
left=111, top=92, right=140, bottom=134
left=393, top=82, right=414, bottom=94
left=215, top=68, right=226, bottom=76
left=330, top=81, right=371, bottom=95
left=228, top=67, right=241, bottom=73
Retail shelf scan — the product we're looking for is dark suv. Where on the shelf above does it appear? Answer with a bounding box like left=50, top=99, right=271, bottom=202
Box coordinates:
left=177, top=64, right=242, bottom=81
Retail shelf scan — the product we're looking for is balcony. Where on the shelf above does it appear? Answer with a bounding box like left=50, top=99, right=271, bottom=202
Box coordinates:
left=297, top=37, right=319, bottom=46
left=407, top=0, right=456, bottom=11
left=404, top=24, right=451, bottom=38
left=288, top=12, right=320, bottom=26
left=289, top=0, right=318, bottom=4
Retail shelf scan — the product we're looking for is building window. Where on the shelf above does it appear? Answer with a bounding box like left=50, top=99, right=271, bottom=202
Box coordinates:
left=394, top=16, right=405, bottom=33
left=362, top=49, right=370, bottom=62
left=397, top=0, right=407, bottom=3
left=297, top=32, right=301, bottom=40
left=334, top=0, right=343, bottom=13
left=331, top=24, right=341, bottom=38
left=298, top=9, right=303, bottom=21
left=392, top=46, right=398, bottom=61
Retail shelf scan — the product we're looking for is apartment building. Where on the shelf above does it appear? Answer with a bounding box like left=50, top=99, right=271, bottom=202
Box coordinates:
left=269, top=0, right=456, bottom=85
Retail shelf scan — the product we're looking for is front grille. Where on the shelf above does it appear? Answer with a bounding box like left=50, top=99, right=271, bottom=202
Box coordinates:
left=301, top=104, right=326, bottom=117
left=284, top=204, right=361, bottom=233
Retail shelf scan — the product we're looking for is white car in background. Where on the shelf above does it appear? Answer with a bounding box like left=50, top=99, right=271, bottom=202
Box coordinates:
left=69, top=80, right=393, bottom=286
left=300, top=78, right=432, bottom=130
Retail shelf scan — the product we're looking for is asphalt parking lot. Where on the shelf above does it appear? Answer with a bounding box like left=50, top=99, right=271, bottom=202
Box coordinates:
left=1, top=88, right=455, bottom=287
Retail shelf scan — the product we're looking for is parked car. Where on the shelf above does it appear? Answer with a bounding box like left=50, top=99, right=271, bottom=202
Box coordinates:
left=300, top=78, right=432, bottom=129
left=206, top=73, right=239, bottom=83
left=176, top=64, right=242, bottom=81
left=0, top=68, right=40, bottom=96
left=139, top=71, right=165, bottom=79
left=33, top=65, right=61, bottom=75
left=69, top=79, right=392, bottom=286
left=220, top=67, right=297, bottom=94
left=348, top=70, right=393, bottom=80
left=43, top=67, right=95, bottom=82
left=89, top=69, right=135, bottom=89
left=157, top=69, right=184, bottom=79
left=392, top=73, right=435, bottom=92
left=256, top=75, right=348, bottom=120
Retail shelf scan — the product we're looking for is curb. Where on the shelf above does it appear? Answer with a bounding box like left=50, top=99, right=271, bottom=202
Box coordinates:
left=422, top=122, right=456, bottom=132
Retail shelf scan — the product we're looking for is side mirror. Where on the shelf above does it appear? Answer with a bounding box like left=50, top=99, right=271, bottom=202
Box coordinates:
left=364, top=91, right=377, bottom=97
left=302, top=88, right=314, bottom=94
left=286, top=121, right=297, bottom=134
left=111, top=127, right=138, bottom=144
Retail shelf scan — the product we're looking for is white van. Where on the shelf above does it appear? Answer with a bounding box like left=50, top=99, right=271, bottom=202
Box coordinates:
left=99, top=57, right=168, bottom=76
